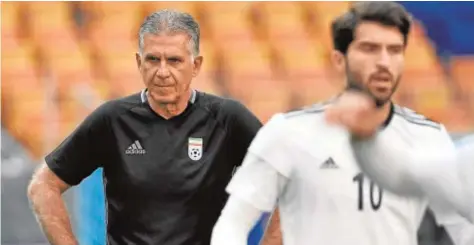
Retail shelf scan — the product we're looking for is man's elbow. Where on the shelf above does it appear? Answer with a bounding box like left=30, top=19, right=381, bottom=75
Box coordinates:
left=27, top=164, right=65, bottom=203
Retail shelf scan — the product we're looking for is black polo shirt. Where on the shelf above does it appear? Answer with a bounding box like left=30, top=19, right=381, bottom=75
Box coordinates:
left=45, top=89, right=262, bottom=245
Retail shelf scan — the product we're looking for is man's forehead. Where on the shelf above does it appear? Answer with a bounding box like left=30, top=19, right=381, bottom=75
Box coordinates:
left=354, top=22, right=404, bottom=45
left=143, top=32, right=191, bottom=47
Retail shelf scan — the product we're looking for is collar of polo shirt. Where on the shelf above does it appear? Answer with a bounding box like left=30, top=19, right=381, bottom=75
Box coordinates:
left=140, top=89, right=197, bottom=105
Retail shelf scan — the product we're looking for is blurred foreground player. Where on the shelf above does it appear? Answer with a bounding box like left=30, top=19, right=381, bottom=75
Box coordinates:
left=331, top=92, right=474, bottom=223
left=27, top=10, right=261, bottom=245
left=212, top=2, right=474, bottom=245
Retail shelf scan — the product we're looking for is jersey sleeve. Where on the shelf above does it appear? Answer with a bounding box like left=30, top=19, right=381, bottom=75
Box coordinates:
left=226, top=114, right=294, bottom=211
left=224, top=100, right=263, bottom=167
left=352, top=125, right=474, bottom=223
left=226, top=152, right=289, bottom=212
left=427, top=126, right=474, bottom=225
left=44, top=102, right=112, bottom=186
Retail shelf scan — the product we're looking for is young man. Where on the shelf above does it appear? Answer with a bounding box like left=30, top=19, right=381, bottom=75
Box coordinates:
left=330, top=91, right=474, bottom=224
left=27, top=10, right=262, bottom=245
left=211, top=2, right=473, bottom=245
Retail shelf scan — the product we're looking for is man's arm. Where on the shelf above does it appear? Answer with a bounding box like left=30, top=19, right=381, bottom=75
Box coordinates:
left=430, top=136, right=474, bottom=245
left=350, top=131, right=474, bottom=222
left=260, top=209, right=282, bottom=245
left=212, top=196, right=264, bottom=245
left=27, top=102, right=112, bottom=243
left=213, top=114, right=292, bottom=245
left=27, top=163, right=78, bottom=245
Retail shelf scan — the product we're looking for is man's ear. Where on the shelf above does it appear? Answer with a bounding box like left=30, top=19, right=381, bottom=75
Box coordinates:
left=331, top=50, right=346, bottom=73
left=136, top=52, right=142, bottom=70
left=192, top=56, right=203, bottom=77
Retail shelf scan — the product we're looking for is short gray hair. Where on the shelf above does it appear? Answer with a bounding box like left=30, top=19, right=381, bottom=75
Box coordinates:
left=138, top=9, right=200, bottom=57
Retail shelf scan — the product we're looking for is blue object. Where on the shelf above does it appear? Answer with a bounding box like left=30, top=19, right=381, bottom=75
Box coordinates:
left=399, top=2, right=474, bottom=56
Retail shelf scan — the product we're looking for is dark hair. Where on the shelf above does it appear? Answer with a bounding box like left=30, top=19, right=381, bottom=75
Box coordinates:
left=331, top=2, right=412, bottom=54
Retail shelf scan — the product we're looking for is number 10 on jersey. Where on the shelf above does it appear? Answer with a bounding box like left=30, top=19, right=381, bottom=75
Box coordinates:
left=353, top=173, right=383, bottom=211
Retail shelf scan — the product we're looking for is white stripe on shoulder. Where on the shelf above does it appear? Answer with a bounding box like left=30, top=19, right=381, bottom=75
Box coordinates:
left=394, top=105, right=441, bottom=129
left=284, top=100, right=334, bottom=118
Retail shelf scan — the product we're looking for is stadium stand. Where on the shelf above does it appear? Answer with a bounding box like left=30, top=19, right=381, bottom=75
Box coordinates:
left=1, top=2, right=472, bottom=245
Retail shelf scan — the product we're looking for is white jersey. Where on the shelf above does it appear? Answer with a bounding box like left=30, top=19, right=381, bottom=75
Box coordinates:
left=227, top=103, right=472, bottom=245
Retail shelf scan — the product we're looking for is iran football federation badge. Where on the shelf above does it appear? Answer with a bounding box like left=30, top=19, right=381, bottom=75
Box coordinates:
left=188, top=137, right=203, bottom=161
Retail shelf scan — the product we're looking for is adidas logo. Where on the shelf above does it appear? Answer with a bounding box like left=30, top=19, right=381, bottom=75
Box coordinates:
left=125, top=140, right=146, bottom=155
left=320, top=157, right=338, bottom=169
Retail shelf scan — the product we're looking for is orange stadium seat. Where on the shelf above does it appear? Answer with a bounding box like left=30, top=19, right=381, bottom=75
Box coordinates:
left=47, top=46, right=96, bottom=96
left=395, top=22, right=452, bottom=122
left=450, top=56, right=474, bottom=126
left=278, top=39, right=340, bottom=106
left=191, top=41, right=221, bottom=95
left=104, top=56, right=143, bottom=97
left=451, top=57, right=474, bottom=95
left=1, top=41, right=39, bottom=92
left=244, top=79, right=292, bottom=123
left=145, top=1, right=199, bottom=16
left=304, top=1, right=351, bottom=52
left=84, top=2, right=142, bottom=52
left=204, top=2, right=255, bottom=43
left=9, top=89, right=48, bottom=158
left=220, top=38, right=275, bottom=99
left=1, top=2, right=22, bottom=40
left=442, top=97, right=474, bottom=133
left=257, top=2, right=307, bottom=40
left=26, top=2, right=76, bottom=47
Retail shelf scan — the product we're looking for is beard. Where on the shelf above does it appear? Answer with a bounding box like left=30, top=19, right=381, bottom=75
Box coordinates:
left=345, top=66, right=400, bottom=108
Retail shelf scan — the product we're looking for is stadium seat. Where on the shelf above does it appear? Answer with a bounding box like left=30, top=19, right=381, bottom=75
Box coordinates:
left=84, top=2, right=142, bottom=53
left=442, top=98, right=474, bottom=133
left=191, top=41, right=221, bottom=95
left=1, top=42, right=39, bottom=92
left=104, top=57, right=143, bottom=96
left=257, top=2, right=307, bottom=40
left=451, top=57, right=474, bottom=95
left=26, top=2, right=76, bottom=47
left=6, top=87, right=48, bottom=159
left=220, top=38, right=274, bottom=100
left=145, top=1, right=199, bottom=17
left=204, top=2, right=254, bottom=43
left=1, top=2, right=22, bottom=40
left=277, top=38, right=339, bottom=106
left=48, top=47, right=96, bottom=97
left=303, top=1, right=351, bottom=51
left=396, top=22, right=453, bottom=121
left=244, top=79, right=292, bottom=123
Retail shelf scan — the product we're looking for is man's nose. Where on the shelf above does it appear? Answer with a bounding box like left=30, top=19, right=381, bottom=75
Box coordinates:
left=376, top=50, right=391, bottom=69
left=156, top=62, right=170, bottom=78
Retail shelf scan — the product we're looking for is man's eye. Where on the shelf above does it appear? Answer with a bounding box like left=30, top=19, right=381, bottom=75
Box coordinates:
left=168, top=58, right=180, bottom=63
left=361, top=44, right=378, bottom=52
left=147, top=56, right=159, bottom=61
